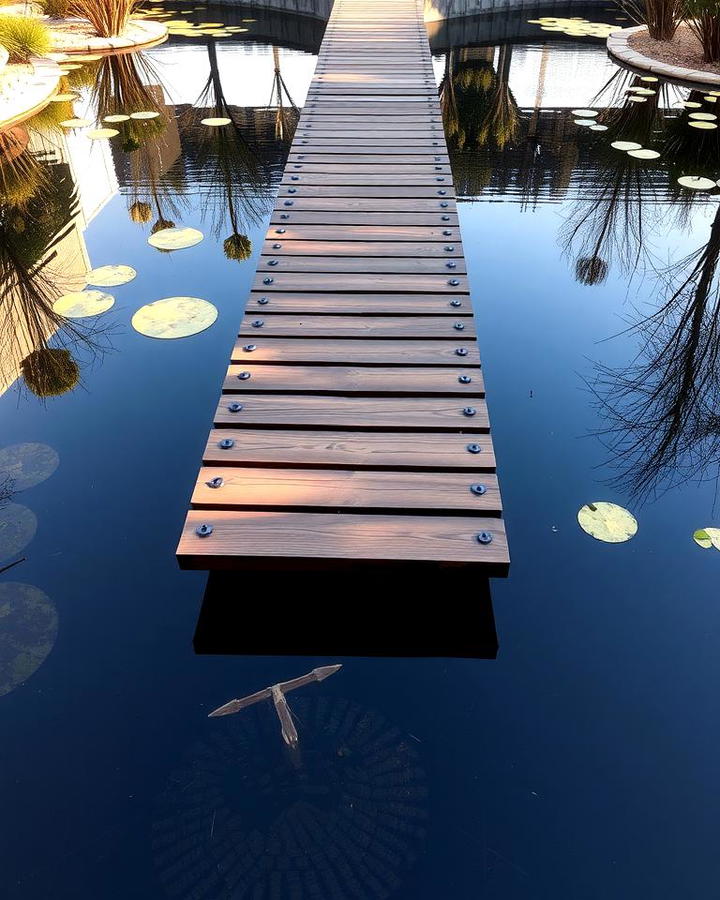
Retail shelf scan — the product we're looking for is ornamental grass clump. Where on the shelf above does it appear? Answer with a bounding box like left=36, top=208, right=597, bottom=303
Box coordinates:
left=622, top=0, right=684, bottom=39
left=69, top=0, right=142, bottom=38
left=685, top=0, right=720, bottom=62
left=0, top=15, right=51, bottom=62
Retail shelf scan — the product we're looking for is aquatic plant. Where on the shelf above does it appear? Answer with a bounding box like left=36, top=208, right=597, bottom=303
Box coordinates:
left=223, top=232, right=251, bottom=261
left=620, top=0, right=684, bottom=39
left=20, top=348, right=79, bottom=397
left=69, top=0, right=141, bottom=38
left=128, top=200, right=151, bottom=224
left=684, top=0, right=720, bottom=62
left=0, top=14, right=51, bottom=62
left=575, top=256, right=609, bottom=285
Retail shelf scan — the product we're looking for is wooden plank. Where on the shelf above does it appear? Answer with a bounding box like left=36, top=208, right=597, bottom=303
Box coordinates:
left=265, top=225, right=460, bottom=241
left=257, top=258, right=466, bottom=274
left=238, top=316, right=474, bottom=338
left=253, top=273, right=469, bottom=292
left=231, top=338, right=479, bottom=366
left=202, top=429, right=496, bottom=470
left=178, top=511, right=509, bottom=569
left=223, top=364, right=483, bottom=395
left=277, top=187, right=455, bottom=198
left=213, top=395, right=489, bottom=430
left=191, top=468, right=501, bottom=514
left=285, top=158, right=450, bottom=167
left=244, top=292, right=472, bottom=315
left=272, top=197, right=457, bottom=211
left=261, top=240, right=462, bottom=257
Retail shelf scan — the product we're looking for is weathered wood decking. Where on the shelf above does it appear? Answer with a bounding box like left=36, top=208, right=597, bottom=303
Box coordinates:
left=177, top=0, right=509, bottom=572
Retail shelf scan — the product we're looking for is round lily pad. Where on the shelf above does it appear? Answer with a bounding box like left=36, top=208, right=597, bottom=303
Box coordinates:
left=574, top=118, right=596, bottom=126
left=148, top=227, right=204, bottom=251
left=88, top=128, right=119, bottom=140
left=0, top=444, right=59, bottom=491
left=577, top=501, right=638, bottom=543
left=131, top=297, right=218, bottom=339
left=201, top=117, right=231, bottom=126
left=629, top=87, right=656, bottom=95
left=689, top=112, right=717, bottom=121
left=0, top=504, right=37, bottom=563
left=679, top=101, right=703, bottom=108
left=589, top=124, right=608, bottom=131
left=678, top=175, right=716, bottom=190
left=86, top=265, right=136, bottom=287
left=60, top=118, right=91, bottom=128
left=130, top=111, right=160, bottom=120
left=0, top=583, right=58, bottom=698
left=627, top=96, right=647, bottom=103
left=640, top=75, right=658, bottom=82
left=689, top=121, right=717, bottom=130
left=51, top=92, right=78, bottom=102
left=53, top=290, right=114, bottom=318
left=104, top=114, right=130, bottom=123
left=627, top=148, right=661, bottom=159
left=611, top=141, right=642, bottom=151
left=571, top=109, right=598, bottom=117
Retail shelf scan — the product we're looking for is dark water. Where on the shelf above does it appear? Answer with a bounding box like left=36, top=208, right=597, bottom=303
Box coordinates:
left=1, top=4, right=719, bottom=898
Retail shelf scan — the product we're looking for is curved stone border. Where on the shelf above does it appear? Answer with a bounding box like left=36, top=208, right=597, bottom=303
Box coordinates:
left=608, top=25, right=720, bottom=87
left=47, top=18, right=167, bottom=55
left=0, top=56, right=62, bottom=132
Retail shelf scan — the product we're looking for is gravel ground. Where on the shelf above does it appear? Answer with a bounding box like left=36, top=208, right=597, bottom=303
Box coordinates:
left=630, top=23, right=720, bottom=74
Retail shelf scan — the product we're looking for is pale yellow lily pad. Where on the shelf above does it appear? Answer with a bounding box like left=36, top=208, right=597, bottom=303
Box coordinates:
left=574, top=118, right=596, bottom=126
left=689, top=121, right=718, bottom=130
left=88, top=128, right=119, bottom=140
left=571, top=109, right=598, bottom=117
left=60, top=118, right=91, bottom=128
left=0, top=583, right=58, bottom=698
left=678, top=175, right=716, bottom=190
left=148, top=226, right=204, bottom=251
left=130, top=111, right=160, bottom=120
left=611, top=140, right=642, bottom=151
left=689, top=112, right=717, bottom=121
left=201, top=117, right=231, bottom=126
left=53, top=290, right=114, bottom=318
left=627, top=148, right=661, bottom=159
left=131, top=297, right=218, bottom=339
left=589, top=124, right=608, bottom=131
left=693, top=528, right=714, bottom=549
left=104, top=114, right=130, bottom=123
left=51, top=92, right=78, bottom=102
left=0, top=443, right=59, bottom=491
left=577, top=501, right=638, bottom=543
left=86, top=265, right=136, bottom=287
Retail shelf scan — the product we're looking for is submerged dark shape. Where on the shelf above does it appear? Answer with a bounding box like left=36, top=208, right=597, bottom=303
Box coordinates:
left=209, top=664, right=343, bottom=747
left=20, top=348, right=79, bottom=398
left=575, top=255, right=609, bottom=285
left=592, top=202, right=720, bottom=499
left=223, top=232, right=252, bottom=261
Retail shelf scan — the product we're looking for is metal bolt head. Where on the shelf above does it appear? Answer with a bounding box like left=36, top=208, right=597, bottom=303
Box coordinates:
left=291, top=175, right=300, bottom=180
left=207, top=476, right=224, bottom=489
left=454, top=322, right=465, bottom=330
left=243, top=344, right=257, bottom=352
left=444, top=245, right=455, bottom=252
left=263, top=277, right=274, bottom=285
left=237, top=371, right=251, bottom=380
left=258, top=297, right=269, bottom=305
left=476, top=531, right=493, bottom=545
left=458, top=374, right=472, bottom=384
left=455, top=347, right=468, bottom=357
left=251, top=319, right=264, bottom=328
left=196, top=523, right=213, bottom=537
left=228, top=402, right=243, bottom=413
left=448, top=278, right=460, bottom=286
left=272, top=243, right=282, bottom=249
left=283, top=201, right=293, bottom=206
left=287, top=188, right=297, bottom=194
left=446, top=262, right=457, bottom=269
left=467, top=443, right=482, bottom=454
left=267, top=259, right=279, bottom=266
left=438, top=190, right=447, bottom=195
left=440, top=201, right=449, bottom=207
left=470, top=483, right=487, bottom=496
left=442, top=216, right=451, bottom=221
left=275, top=228, right=286, bottom=234
left=463, top=406, right=477, bottom=417
left=450, top=299, right=462, bottom=307
left=280, top=213, right=290, bottom=219
left=218, top=438, right=235, bottom=449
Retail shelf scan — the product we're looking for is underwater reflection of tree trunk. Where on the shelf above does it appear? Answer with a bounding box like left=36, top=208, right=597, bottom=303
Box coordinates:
left=268, top=46, right=299, bottom=144
left=594, top=204, right=720, bottom=498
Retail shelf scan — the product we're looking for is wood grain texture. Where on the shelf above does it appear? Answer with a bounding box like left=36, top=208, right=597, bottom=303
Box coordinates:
left=244, top=292, right=472, bottom=315
left=178, top=510, right=509, bottom=568
left=231, top=339, right=478, bottom=366
left=223, top=364, right=483, bottom=395
left=202, top=429, right=496, bottom=470
left=238, top=315, right=475, bottom=338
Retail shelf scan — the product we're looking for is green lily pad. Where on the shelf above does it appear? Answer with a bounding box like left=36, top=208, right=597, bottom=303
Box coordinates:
left=0, top=583, right=58, bottom=698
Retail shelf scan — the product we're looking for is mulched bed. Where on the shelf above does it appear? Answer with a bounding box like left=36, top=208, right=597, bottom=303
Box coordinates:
left=629, top=23, right=720, bottom=74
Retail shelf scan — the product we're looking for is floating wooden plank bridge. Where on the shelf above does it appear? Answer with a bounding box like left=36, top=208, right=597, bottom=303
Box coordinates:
left=177, top=0, right=509, bottom=572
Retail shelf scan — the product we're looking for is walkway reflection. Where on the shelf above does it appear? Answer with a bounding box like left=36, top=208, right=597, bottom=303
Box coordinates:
left=195, top=570, right=499, bottom=659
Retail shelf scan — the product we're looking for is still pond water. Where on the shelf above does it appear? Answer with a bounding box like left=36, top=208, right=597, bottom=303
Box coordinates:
left=1, top=3, right=719, bottom=898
